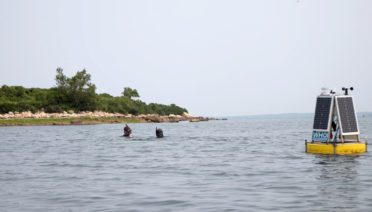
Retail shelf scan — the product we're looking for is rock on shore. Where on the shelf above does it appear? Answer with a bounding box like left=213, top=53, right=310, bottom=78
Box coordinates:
left=0, top=111, right=219, bottom=123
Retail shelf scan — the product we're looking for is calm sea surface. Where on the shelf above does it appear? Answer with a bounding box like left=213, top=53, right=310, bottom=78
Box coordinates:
left=1, top=115, right=372, bottom=211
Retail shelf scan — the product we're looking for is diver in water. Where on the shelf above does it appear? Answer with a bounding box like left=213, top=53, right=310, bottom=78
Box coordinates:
left=123, top=124, right=132, bottom=137
left=156, top=127, right=164, bottom=138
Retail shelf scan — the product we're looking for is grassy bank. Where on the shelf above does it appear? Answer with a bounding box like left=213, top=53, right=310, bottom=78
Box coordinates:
left=0, top=117, right=142, bottom=126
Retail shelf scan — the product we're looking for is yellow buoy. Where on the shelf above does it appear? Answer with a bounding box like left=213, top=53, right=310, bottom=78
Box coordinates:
left=305, top=141, right=367, bottom=155
left=306, top=87, right=367, bottom=155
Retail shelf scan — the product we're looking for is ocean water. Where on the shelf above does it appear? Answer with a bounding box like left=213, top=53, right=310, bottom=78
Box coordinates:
left=1, top=115, right=372, bottom=211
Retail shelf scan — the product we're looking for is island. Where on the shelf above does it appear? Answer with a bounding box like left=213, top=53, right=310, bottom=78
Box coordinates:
left=0, top=68, right=216, bottom=126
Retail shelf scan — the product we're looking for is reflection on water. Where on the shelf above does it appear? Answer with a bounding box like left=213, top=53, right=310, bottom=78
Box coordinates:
left=314, top=155, right=361, bottom=210
left=316, top=155, right=359, bottom=181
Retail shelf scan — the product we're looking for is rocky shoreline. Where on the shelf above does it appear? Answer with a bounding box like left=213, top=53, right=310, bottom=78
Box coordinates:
left=0, top=111, right=222, bottom=125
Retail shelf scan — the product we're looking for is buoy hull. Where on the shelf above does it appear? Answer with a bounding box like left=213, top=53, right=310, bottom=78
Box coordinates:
left=306, top=142, right=367, bottom=155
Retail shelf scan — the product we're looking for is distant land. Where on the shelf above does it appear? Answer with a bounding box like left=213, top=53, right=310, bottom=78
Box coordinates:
left=0, top=68, right=187, bottom=116
left=0, top=68, right=223, bottom=126
left=225, top=112, right=372, bottom=119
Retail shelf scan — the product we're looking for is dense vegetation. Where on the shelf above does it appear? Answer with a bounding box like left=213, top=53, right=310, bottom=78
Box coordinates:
left=0, top=68, right=188, bottom=115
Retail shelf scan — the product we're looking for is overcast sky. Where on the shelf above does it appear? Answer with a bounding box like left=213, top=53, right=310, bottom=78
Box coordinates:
left=0, top=0, right=371, bottom=116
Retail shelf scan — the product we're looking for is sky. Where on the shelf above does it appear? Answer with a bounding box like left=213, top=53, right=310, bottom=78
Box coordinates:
left=0, top=0, right=371, bottom=116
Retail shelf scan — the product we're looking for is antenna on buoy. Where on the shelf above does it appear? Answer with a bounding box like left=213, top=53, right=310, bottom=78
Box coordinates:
left=342, top=87, right=354, bottom=95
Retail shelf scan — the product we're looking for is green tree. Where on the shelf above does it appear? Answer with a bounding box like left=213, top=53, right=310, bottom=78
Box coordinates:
left=122, top=87, right=140, bottom=99
left=55, top=68, right=98, bottom=111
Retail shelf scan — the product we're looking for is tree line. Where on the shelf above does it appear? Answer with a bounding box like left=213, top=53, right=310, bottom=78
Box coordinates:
left=0, top=68, right=188, bottom=115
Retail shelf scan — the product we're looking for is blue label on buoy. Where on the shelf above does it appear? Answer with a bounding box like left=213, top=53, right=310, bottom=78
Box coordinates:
left=312, top=131, right=329, bottom=142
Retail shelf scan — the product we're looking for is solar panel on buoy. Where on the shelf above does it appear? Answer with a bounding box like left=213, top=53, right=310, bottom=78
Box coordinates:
left=336, top=96, right=359, bottom=134
left=313, top=96, right=332, bottom=130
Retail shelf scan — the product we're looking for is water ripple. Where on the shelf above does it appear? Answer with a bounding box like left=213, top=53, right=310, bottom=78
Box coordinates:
left=0, top=117, right=372, bottom=211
